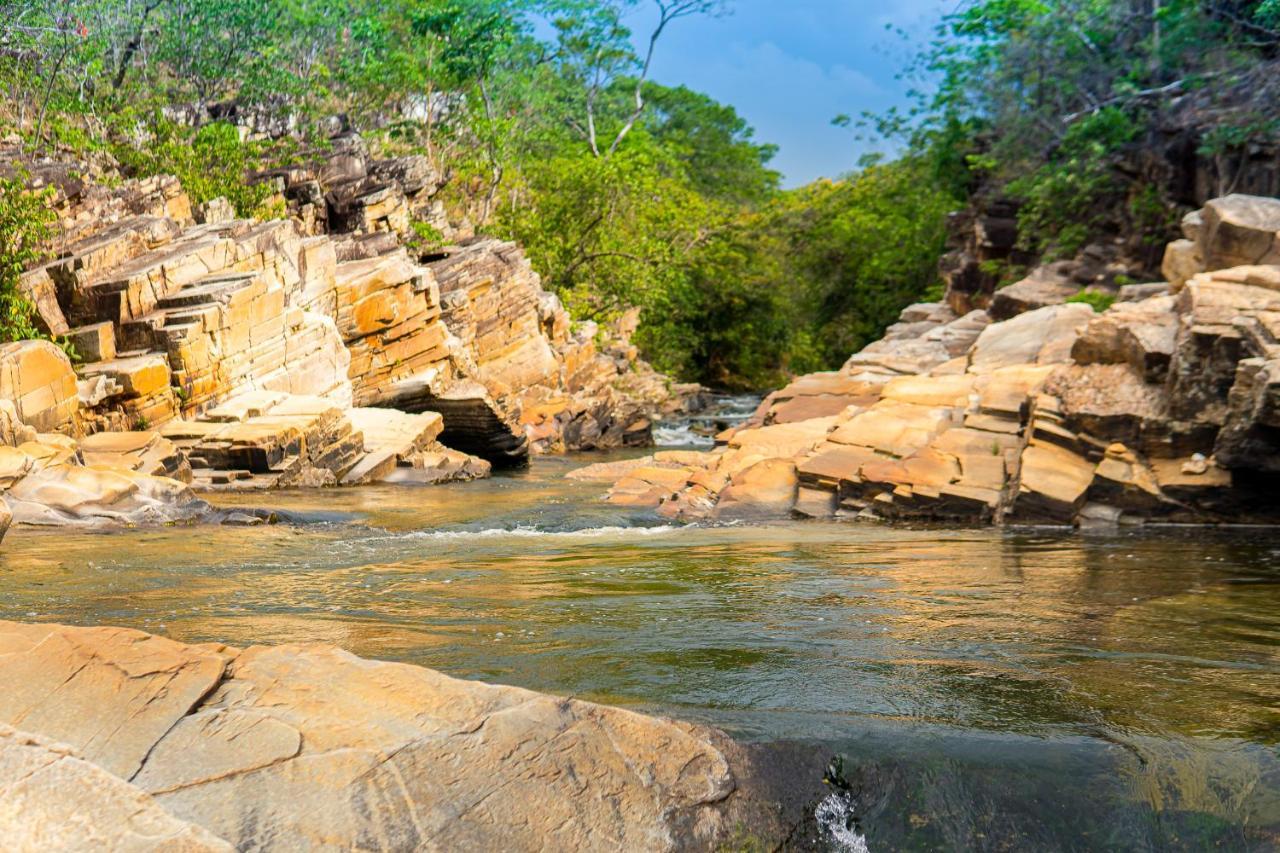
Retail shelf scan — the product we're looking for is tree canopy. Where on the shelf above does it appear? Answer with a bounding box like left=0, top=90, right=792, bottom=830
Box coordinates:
left=3, top=1, right=1276, bottom=385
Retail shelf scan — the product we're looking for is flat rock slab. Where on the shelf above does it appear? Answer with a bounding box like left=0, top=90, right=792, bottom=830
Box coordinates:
left=0, top=620, right=777, bottom=852
left=0, top=724, right=231, bottom=852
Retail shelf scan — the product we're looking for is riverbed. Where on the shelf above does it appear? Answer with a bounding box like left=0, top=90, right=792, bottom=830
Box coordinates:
left=1, top=446, right=1278, bottom=850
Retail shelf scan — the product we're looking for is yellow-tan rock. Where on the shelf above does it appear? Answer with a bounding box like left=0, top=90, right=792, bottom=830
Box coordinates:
left=0, top=341, right=78, bottom=433
left=0, top=724, right=232, bottom=852
left=0, top=620, right=778, bottom=852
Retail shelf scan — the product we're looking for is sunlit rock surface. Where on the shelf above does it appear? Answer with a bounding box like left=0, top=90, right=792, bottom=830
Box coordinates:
left=0, top=137, right=693, bottom=531
left=0, top=620, right=801, bottom=852
left=0, top=724, right=231, bottom=852
left=595, top=193, right=1280, bottom=526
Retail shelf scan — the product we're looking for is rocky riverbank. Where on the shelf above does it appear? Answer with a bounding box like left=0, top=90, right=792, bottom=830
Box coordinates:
left=592, top=193, right=1280, bottom=526
left=0, top=620, right=818, bottom=850
left=0, top=137, right=698, bottom=537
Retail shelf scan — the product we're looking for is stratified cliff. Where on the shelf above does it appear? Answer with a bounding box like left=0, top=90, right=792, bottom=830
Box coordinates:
left=590, top=193, right=1280, bottom=526
left=0, top=137, right=688, bottom=533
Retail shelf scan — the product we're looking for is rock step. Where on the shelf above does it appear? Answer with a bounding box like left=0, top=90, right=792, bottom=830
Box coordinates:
left=156, top=272, right=260, bottom=309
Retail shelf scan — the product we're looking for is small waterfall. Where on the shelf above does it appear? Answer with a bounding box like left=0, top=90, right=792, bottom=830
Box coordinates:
left=814, top=791, right=871, bottom=853
left=654, top=393, right=761, bottom=448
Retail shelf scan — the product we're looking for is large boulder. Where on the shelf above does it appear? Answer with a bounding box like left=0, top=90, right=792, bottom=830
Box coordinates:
left=1009, top=441, right=1096, bottom=522
left=0, top=400, right=36, bottom=447
left=1199, top=194, right=1280, bottom=269
left=0, top=341, right=79, bottom=433
left=3, top=462, right=208, bottom=528
left=967, top=303, right=1095, bottom=373
left=1070, top=296, right=1179, bottom=382
left=0, top=621, right=784, bottom=852
left=988, top=263, right=1081, bottom=320
left=1162, top=239, right=1203, bottom=289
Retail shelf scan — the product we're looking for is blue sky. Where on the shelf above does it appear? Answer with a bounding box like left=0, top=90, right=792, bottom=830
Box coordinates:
left=623, top=0, right=949, bottom=187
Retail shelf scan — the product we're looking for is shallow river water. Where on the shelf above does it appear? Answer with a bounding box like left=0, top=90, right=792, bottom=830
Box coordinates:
left=2, top=445, right=1279, bottom=850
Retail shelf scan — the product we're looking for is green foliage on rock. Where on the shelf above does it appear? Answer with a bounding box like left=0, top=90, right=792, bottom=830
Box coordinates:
left=113, top=121, right=274, bottom=216
left=1066, top=290, right=1116, bottom=313
left=889, top=0, right=1280, bottom=256
left=0, top=177, right=55, bottom=343
left=26, top=0, right=1271, bottom=389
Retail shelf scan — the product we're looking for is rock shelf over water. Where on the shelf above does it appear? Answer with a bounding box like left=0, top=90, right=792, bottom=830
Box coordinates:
left=0, top=620, right=804, bottom=851
left=597, top=193, right=1280, bottom=526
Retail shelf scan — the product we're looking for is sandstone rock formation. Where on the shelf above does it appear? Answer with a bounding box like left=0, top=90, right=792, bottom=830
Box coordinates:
left=0, top=724, right=232, bottom=852
left=938, top=198, right=1143, bottom=315
left=0, top=137, right=686, bottom=534
left=0, top=620, right=797, bottom=851
left=597, top=193, right=1280, bottom=526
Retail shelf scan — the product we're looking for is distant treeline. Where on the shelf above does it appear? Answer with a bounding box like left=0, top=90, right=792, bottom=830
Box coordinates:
left=0, top=1, right=1277, bottom=388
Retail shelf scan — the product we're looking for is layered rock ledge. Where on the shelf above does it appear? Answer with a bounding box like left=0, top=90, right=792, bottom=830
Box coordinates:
left=0, top=138, right=695, bottom=536
left=594, top=193, right=1280, bottom=526
left=0, top=620, right=811, bottom=851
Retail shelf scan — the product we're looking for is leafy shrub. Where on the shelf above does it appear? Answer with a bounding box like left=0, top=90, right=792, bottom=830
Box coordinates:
left=1008, top=110, right=1138, bottom=259
left=114, top=121, right=273, bottom=217
left=0, top=176, right=55, bottom=342
left=1066, top=290, right=1116, bottom=313
left=406, top=220, right=447, bottom=255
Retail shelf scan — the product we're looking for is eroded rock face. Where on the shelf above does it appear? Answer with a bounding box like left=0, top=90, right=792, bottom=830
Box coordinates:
left=0, top=341, right=78, bottom=433
left=0, top=620, right=789, bottom=852
left=5, top=463, right=208, bottom=528
left=0, top=137, right=689, bottom=527
left=0, top=724, right=231, bottom=852
left=1199, top=194, right=1280, bottom=269
left=597, top=193, right=1280, bottom=526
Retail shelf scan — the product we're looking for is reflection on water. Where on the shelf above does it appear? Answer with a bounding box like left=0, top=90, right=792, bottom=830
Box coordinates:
left=1, top=452, right=1278, bottom=849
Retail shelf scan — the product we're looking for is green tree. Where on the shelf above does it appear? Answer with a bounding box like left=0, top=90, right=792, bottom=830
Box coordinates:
left=642, top=83, right=780, bottom=205
left=0, top=176, right=54, bottom=342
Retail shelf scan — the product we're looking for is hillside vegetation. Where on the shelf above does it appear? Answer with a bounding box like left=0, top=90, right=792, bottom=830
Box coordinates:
left=1, top=0, right=1278, bottom=389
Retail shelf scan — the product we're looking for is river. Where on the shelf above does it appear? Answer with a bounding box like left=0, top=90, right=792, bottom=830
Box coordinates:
left=1, top=409, right=1278, bottom=850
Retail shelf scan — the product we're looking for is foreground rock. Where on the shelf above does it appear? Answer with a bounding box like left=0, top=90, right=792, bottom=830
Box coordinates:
left=0, top=724, right=231, bottom=852
left=0, top=621, right=804, bottom=851
left=596, top=193, right=1280, bottom=527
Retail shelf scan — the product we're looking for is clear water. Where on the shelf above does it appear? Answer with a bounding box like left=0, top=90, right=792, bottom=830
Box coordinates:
left=1, top=451, right=1278, bottom=850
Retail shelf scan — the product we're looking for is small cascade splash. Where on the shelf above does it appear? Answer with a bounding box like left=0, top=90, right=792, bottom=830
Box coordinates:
left=654, top=393, right=761, bottom=448
left=814, top=792, right=871, bottom=853
left=815, top=756, right=871, bottom=853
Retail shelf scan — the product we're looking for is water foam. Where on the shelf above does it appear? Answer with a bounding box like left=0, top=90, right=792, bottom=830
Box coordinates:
left=400, top=524, right=684, bottom=541
left=653, top=423, right=715, bottom=448
left=814, top=792, right=871, bottom=853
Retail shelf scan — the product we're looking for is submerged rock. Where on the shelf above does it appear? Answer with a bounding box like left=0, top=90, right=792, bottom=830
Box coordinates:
left=0, top=620, right=802, bottom=851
